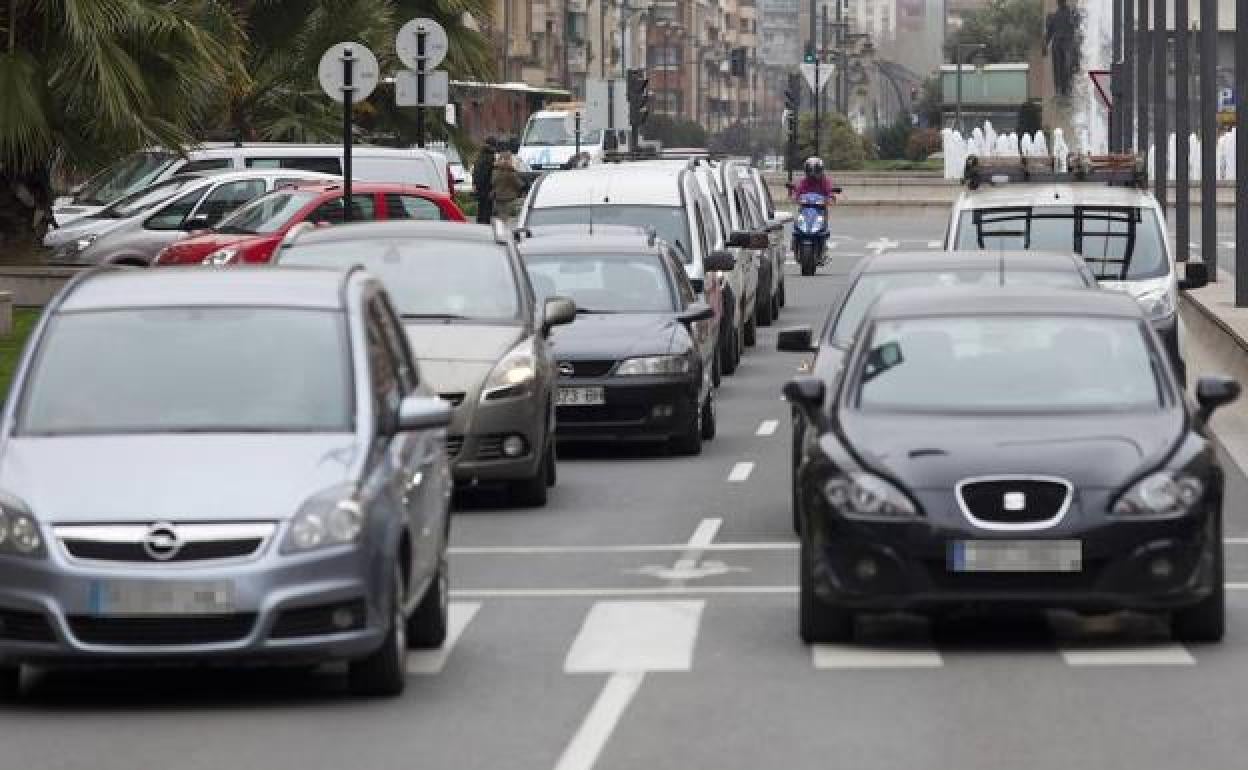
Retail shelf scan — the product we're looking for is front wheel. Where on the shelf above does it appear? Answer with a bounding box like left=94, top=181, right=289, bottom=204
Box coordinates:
left=670, top=398, right=703, bottom=456
left=798, top=244, right=817, bottom=276
left=799, top=541, right=854, bottom=644
left=1171, top=527, right=1225, bottom=642
left=348, top=565, right=408, bottom=697
left=407, top=556, right=449, bottom=648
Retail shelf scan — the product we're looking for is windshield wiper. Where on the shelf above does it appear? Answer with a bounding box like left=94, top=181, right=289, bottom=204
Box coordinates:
left=402, top=312, right=471, bottom=321
left=575, top=308, right=619, bottom=314
left=672, top=239, right=691, bottom=261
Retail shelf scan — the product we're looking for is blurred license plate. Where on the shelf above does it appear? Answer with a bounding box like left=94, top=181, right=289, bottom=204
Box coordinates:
left=89, top=580, right=235, bottom=616
left=557, top=387, right=605, bottom=406
left=949, top=540, right=1082, bottom=573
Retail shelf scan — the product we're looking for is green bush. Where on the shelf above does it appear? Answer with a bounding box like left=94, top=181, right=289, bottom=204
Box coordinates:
left=905, top=128, right=943, bottom=161
left=876, top=118, right=913, bottom=160
left=795, top=113, right=871, bottom=171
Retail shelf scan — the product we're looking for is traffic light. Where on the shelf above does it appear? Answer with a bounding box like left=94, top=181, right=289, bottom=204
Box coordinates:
left=627, top=68, right=650, bottom=129
left=730, top=47, right=747, bottom=77
left=803, top=46, right=816, bottom=64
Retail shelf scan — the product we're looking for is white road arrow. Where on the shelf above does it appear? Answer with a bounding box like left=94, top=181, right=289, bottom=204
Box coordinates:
left=630, top=560, right=750, bottom=581
left=865, top=237, right=900, bottom=255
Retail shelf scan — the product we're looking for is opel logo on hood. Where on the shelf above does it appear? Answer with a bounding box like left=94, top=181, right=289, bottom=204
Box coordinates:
left=558, top=362, right=575, bottom=377
left=143, top=523, right=183, bottom=561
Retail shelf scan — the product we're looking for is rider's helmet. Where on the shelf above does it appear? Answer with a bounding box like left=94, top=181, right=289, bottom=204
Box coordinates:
left=803, top=156, right=825, bottom=179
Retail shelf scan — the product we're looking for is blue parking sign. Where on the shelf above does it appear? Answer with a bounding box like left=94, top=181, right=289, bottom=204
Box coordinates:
left=1219, top=88, right=1235, bottom=109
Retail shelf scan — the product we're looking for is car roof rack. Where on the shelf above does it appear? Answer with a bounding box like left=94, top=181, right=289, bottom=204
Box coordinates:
left=962, top=153, right=1148, bottom=191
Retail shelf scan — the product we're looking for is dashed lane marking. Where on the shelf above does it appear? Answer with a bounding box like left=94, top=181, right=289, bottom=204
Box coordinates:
left=553, top=671, right=646, bottom=770
left=812, top=644, right=944, bottom=669
left=1058, top=644, right=1195, bottom=666
left=756, top=419, right=780, bottom=436
left=407, top=601, right=481, bottom=674
left=727, top=462, right=755, bottom=482
left=926, top=240, right=942, bottom=248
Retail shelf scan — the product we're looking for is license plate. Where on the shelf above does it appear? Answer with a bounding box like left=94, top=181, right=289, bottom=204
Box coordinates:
left=89, top=580, right=236, bottom=616
left=949, top=540, right=1082, bottom=573
left=557, top=386, right=605, bottom=406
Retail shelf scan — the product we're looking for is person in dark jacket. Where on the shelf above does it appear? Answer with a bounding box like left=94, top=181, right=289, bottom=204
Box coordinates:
left=472, top=138, right=496, bottom=224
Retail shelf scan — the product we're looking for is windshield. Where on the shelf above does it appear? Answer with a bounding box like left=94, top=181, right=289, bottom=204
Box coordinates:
left=831, top=269, right=1089, bottom=342
left=526, top=206, right=693, bottom=263
left=521, top=116, right=603, bottom=147
left=954, top=207, right=1169, bottom=280
left=855, top=316, right=1163, bottom=414
left=73, top=152, right=179, bottom=206
left=96, top=177, right=203, bottom=220
left=217, top=190, right=320, bottom=234
left=20, top=308, right=351, bottom=435
left=280, top=239, right=522, bottom=322
left=525, top=253, right=677, bottom=313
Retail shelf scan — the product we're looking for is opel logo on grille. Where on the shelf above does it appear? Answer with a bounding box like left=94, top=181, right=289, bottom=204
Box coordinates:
left=1003, top=492, right=1027, bottom=512
left=558, top=362, right=575, bottom=377
left=142, top=523, right=183, bottom=561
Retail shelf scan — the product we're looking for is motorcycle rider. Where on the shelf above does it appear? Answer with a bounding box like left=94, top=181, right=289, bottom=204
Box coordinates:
left=791, top=156, right=838, bottom=200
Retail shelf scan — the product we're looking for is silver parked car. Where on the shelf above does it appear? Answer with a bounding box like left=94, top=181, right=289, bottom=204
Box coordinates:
left=0, top=266, right=452, bottom=698
left=276, top=220, right=577, bottom=507
left=44, top=169, right=337, bottom=266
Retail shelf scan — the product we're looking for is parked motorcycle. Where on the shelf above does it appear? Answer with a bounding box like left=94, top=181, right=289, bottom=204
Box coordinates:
left=793, top=190, right=839, bottom=276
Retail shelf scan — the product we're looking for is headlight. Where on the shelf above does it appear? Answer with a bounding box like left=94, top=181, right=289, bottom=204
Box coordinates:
left=54, top=234, right=97, bottom=259
left=282, top=484, right=366, bottom=553
left=813, top=215, right=826, bottom=230
left=1112, top=471, right=1204, bottom=517
left=0, top=502, right=46, bottom=558
left=615, top=355, right=692, bottom=376
left=202, top=247, right=238, bottom=266
left=822, top=472, right=918, bottom=519
left=1135, top=287, right=1175, bottom=320
left=481, top=340, right=537, bottom=401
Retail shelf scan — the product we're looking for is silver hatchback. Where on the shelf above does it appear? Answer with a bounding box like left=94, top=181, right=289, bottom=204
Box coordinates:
left=0, top=266, right=452, bottom=697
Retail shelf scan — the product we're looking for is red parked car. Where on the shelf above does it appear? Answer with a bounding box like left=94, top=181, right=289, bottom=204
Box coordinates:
left=155, top=181, right=466, bottom=265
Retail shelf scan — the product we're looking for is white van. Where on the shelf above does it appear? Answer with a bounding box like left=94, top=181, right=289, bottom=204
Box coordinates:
left=517, top=108, right=631, bottom=170
left=55, top=143, right=449, bottom=224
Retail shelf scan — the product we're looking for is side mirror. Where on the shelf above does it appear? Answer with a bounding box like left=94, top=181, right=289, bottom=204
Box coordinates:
left=542, top=295, right=577, bottom=333
left=677, top=302, right=714, bottom=325
left=726, top=230, right=751, bottom=248
left=777, top=325, right=815, bottom=352
left=772, top=211, right=794, bottom=226
left=704, top=249, right=736, bottom=272
left=1180, top=261, right=1209, bottom=290
left=184, top=213, right=212, bottom=231
left=782, top=376, right=827, bottom=422
left=1195, top=375, right=1240, bottom=425
left=690, top=277, right=705, bottom=294
left=396, top=395, right=453, bottom=432
left=748, top=231, right=770, bottom=249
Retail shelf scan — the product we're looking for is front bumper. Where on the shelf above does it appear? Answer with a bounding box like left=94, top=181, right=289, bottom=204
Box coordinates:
left=802, top=481, right=1219, bottom=613
left=555, top=375, right=699, bottom=442
left=0, top=542, right=388, bottom=665
left=446, top=390, right=546, bottom=483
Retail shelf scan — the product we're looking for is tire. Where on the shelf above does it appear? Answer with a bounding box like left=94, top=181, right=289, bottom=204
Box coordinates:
left=0, top=665, right=20, bottom=700
left=510, top=462, right=549, bottom=507
left=719, top=301, right=739, bottom=376
left=670, top=399, right=703, bottom=456
left=544, top=439, right=557, bottom=487
left=407, top=555, right=449, bottom=649
left=711, top=346, right=722, bottom=388
left=756, top=268, right=774, bottom=327
left=1172, top=523, right=1225, bottom=643
left=799, top=540, right=854, bottom=644
left=778, top=277, right=787, bottom=308
left=800, top=250, right=816, bottom=277
left=348, top=565, right=408, bottom=697
left=700, top=393, right=717, bottom=441
left=744, top=313, right=757, bottom=348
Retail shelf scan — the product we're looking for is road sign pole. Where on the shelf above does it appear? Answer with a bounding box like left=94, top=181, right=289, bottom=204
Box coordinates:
left=1237, top=0, right=1248, bottom=305
left=1200, top=0, right=1217, bottom=280
left=1152, top=0, right=1166, bottom=214
left=575, top=111, right=582, bottom=161
left=343, top=49, right=354, bottom=223
left=416, top=27, right=426, bottom=148
left=1175, top=0, right=1189, bottom=264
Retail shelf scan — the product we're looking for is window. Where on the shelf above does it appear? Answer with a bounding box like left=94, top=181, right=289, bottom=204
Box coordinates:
left=365, top=314, right=401, bottom=427
left=246, top=157, right=342, bottom=174
left=181, top=159, right=232, bottom=173
left=672, top=254, right=697, bottom=305
left=525, top=253, right=677, bottom=313
left=385, top=193, right=444, bottom=221
left=307, top=194, right=378, bottom=224
left=525, top=205, right=694, bottom=263
left=195, top=180, right=267, bottom=227
left=216, top=190, right=320, bottom=235
left=370, top=296, right=419, bottom=392
left=143, top=187, right=210, bottom=231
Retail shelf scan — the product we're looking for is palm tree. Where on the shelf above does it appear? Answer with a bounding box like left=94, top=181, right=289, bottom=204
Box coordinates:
left=0, top=1, right=234, bottom=253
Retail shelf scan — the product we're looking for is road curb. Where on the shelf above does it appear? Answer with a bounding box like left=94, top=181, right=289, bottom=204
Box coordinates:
left=1179, top=270, right=1248, bottom=469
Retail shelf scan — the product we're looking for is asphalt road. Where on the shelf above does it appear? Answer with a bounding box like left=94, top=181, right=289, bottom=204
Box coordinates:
left=5, top=210, right=1248, bottom=770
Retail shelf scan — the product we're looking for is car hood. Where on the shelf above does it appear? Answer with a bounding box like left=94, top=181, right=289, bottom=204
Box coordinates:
left=550, top=313, right=682, bottom=359
left=0, top=434, right=360, bottom=523
left=52, top=204, right=104, bottom=226
left=835, top=410, right=1185, bottom=489
left=403, top=324, right=525, bottom=392
left=43, top=216, right=126, bottom=247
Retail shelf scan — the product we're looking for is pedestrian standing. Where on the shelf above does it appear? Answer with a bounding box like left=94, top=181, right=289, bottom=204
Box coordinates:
left=491, top=151, right=524, bottom=225
left=472, top=138, right=496, bottom=224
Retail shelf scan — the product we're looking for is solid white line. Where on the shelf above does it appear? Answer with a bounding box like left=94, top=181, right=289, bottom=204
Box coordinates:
left=812, top=644, right=943, bottom=669
left=756, top=419, right=780, bottom=436
left=1060, top=645, right=1195, bottom=666
left=449, top=542, right=798, bottom=555
left=670, top=518, right=722, bottom=588
left=727, top=462, right=755, bottom=482
left=406, top=601, right=480, bottom=675
left=565, top=600, right=704, bottom=673
left=1223, top=537, right=1248, bottom=545
left=926, top=240, right=942, bottom=248
left=553, top=672, right=646, bottom=770
left=451, top=586, right=798, bottom=599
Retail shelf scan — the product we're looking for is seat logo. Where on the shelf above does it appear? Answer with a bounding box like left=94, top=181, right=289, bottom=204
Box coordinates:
left=1003, top=492, right=1026, bottom=512
left=142, top=523, right=183, bottom=561
left=558, top=362, right=575, bottom=377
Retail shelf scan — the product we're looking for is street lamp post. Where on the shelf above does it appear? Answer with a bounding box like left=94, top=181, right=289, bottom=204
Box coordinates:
left=955, top=43, right=987, bottom=134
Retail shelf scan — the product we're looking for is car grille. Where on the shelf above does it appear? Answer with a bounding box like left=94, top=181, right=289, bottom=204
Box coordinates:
left=54, top=523, right=274, bottom=564
left=0, top=609, right=56, bottom=643
left=957, top=478, right=1072, bottom=526
left=558, top=360, right=616, bottom=378
left=557, top=405, right=651, bottom=424
left=439, top=392, right=466, bottom=406
left=446, top=435, right=465, bottom=458
left=68, top=614, right=256, bottom=646
left=476, top=435, right=506, bottom=460
left=270, top=600, right=368, bottom=639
